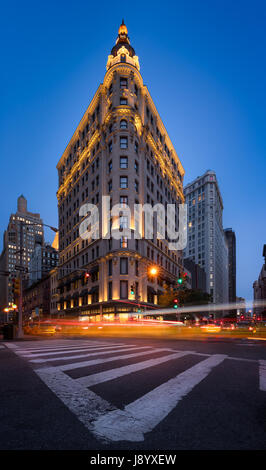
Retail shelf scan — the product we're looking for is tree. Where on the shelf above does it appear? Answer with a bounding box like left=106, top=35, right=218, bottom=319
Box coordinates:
left=158, top=288, right=212, bottom=321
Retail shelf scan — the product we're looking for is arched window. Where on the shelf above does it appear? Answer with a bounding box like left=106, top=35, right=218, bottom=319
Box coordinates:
left=120, top=119, right=128, bottom=129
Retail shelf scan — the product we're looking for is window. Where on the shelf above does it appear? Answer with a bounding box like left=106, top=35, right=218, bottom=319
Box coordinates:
left=120, top=195, right=128, bottom=207
left=108, top=180, right=112, bottom=192
left=108, top=160, right=112, bottom=173
left=135, top=160, right=139, bottom=174
left=120, top=119, right=128, bottom=129
left=135, top=141, right=139, bottom=153
left=120, top=257, right=128, bottom=275
left=108, top=281, right=112, bottom=300
left=120, top=77, right=128, bottom=89
left=120, top=136, right=128, bottom=149
left=120, top=156, right=128, bottom=169
left=108, top=259, right=112, bottom=276
left=120, top=176, right=128, bottom=188
left=120, top=237, right=128, bottom=248
left=108, top=141, right=112, bottom=153
left=119, top=216, right=128, bottom=229
left=120, top=98, right=128, bottom=105
left=121, top=54, right=126, bottom=63
left=135, top=180, right=139, bottom=193
left=120, top=280, right=128, bottom=299
left=135, top=260, right=139, bottom=276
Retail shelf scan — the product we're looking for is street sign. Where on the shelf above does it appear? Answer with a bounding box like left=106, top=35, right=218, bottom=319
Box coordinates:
left=15, top=265, right=28, bottom=272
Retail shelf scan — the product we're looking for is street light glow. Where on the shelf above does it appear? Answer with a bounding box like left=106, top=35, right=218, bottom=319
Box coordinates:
left=149, top=267, right=158, bottom=276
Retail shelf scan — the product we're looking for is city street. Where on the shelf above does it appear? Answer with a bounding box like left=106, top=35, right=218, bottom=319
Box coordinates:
left=1, top=335, right=266, bottom=450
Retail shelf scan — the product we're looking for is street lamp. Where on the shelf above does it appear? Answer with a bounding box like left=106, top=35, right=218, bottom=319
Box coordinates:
left=149, top=266, right=158, bottom=277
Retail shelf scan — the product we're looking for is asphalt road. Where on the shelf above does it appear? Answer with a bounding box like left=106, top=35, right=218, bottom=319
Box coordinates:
left=0, top=334, right=266, bottom=451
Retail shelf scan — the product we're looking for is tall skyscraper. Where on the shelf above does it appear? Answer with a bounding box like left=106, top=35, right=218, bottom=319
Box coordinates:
left=29, top=242, right=59, bottom=285
left=184, top=170, right=228, bottom=305
left=56, top=21, right=185, bottom=319
left=0, top=195, right=44, bottom=309
left=224, top=228, right=236, bottom=304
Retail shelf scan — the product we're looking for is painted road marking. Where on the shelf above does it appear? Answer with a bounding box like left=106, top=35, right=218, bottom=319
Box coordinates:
left=18, top=344, right=133, bottom=358
left=248, top=337, right=266, bottom=341
left=3, top=343, right=18, bottom=348
left=259, top=360, right=266, bottom=391
left=54, top=348, right=172, bottom=371
left=35, top=365, right=116, bottom=427
left=92, top=354, right=227, bottom=442
left=76, top=350, right=193, bottom=387
left=7, top=341, right=265, bottom=443
left=28, top=346, right=151, bottom=364
left=15, top=342, right=119, bottom=353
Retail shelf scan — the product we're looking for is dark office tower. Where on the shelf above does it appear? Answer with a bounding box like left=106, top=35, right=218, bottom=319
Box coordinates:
left=224, top=228, right=236, bottom=304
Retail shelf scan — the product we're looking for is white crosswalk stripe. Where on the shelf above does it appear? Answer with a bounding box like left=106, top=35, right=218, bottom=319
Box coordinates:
left=55, top=347, right=172, bottom=371
left=259, top=360, right=266, bottom=391
left=5, top=339, right=265, bottom=443
left=17, top=343, right=120, bottom=353
left=76, top=350, right=192, bottom=387
left=92, top=354, right=227, bottom=442
left=28, top=346, right=152, bottom=364
left=18, top=344, right=138, bottom=359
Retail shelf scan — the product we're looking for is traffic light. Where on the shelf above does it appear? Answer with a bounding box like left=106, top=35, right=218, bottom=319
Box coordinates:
left=84, top=272, right=90, bottom=284
left=12, top=278, right=20, bottom=302
left=173, top=298, right=179, bottom=309
left=177, top=272, right=188, bottom=285
left=130, top=284, right=135, bottom=295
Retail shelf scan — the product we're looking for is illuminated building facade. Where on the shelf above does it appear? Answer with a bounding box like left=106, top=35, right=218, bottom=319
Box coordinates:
left=0, top=195, right=44, bottom=310
left=56, top=22, right=185, bottom=319
left=184, top=170, right=229, bottom=305
left=253, top=245, right=266, bottom=320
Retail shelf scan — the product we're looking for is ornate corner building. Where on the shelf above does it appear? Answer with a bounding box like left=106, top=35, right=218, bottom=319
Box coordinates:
left=56, top=21, right=185, bottom=320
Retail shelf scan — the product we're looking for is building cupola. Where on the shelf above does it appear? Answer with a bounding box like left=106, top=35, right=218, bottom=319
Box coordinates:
left=106, top=20, right=140, bottom=71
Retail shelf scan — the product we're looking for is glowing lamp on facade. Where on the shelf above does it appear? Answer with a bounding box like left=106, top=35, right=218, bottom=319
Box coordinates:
left=149, top=266, right=158, bottom=276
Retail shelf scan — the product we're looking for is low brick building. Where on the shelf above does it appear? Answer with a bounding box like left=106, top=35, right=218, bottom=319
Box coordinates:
left=22, top=275, right=51, bottom=321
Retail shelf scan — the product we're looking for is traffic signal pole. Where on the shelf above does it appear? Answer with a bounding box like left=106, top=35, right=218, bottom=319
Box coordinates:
left=16, top=222, right=24, bottom=339
left=17, top=276, right=23, bottom=338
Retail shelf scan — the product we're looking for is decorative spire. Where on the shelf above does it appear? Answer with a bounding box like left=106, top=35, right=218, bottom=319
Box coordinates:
left=106, top=21, right=140, bottom=71
left=118, top=19, right=128, bottom=38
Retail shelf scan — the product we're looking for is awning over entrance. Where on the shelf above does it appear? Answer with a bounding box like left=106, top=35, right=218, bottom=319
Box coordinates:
left=89, top=265, right=99, bottom=275
left=147, top=286, right=157, bottom=295
left=88, top=286, right=99, bottom=295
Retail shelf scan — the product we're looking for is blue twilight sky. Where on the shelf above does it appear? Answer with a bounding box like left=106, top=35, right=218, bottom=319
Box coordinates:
left=0, top=0, right=265, bottom=302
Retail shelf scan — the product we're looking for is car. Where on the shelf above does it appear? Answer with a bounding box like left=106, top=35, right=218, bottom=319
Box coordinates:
left=234, top=321, right=255, bottom=332
left=221, top=323, right=235, bottom=330
left=24, top=322, right=57, bottom=336
left=38, top=323, right=57, bottom=335
left=23, top=323, right=40, bottom=335
left=200, top=323, right=221, bottom=333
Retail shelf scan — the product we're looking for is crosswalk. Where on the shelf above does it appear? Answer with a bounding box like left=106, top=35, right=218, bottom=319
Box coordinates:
left=3, top=339, right=266, bottom=443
